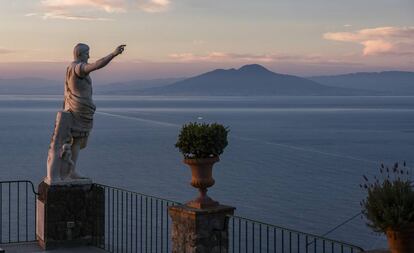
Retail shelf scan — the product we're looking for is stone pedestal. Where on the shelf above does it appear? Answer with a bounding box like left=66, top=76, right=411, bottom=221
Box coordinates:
left=169, top=205, right=235, bottom=253
left=36, top=181, right=105, bottom=250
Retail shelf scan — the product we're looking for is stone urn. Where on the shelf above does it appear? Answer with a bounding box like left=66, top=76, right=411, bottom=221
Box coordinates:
left=184, top=156, right=220, bottom=209
left=386, top=226, right=414, bottom=253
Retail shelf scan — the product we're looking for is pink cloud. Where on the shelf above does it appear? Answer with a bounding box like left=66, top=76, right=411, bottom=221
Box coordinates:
left=28, top=0, right=171, bottom=21
left=323, top=26, right=414, bottom=56
left=40, top=0, right=171, bottom=13
left=0, top=48, right=14, bottom=54
left=26, top=11, right=113, bottom=21
left=169, top=52, right=279, bottom=62
left=361, top=40, right=393, bottom=56
left=168, top=52, right=361, bottom=66
left=41, top=0, right=126, bottom=13
left=136, top=0, right=170, bottom=13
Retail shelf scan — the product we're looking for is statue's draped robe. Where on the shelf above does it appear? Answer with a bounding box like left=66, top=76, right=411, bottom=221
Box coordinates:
left=64, top=61, right=96, bottom=148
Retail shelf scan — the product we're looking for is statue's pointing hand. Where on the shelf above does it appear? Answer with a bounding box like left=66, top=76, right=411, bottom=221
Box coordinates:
left=114, top=45, right=126, bottom=56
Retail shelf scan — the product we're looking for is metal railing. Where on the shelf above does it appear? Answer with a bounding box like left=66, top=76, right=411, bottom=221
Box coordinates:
left=228, top=215, right=364, bottom=253
left=0, top=180, right=38, bottom=244
left=95, top=183, right=180, bottom=253
left=0, top=180, right=364, bottom=253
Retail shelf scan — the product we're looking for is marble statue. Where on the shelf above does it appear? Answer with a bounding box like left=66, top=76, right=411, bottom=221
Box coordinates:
left=45, top=44, right=126, bottom=185
left=60, top=143, right=76, bottom=180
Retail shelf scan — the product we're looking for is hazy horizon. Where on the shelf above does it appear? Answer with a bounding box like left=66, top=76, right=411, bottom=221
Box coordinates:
left=0, top=62, right=413, bottom=84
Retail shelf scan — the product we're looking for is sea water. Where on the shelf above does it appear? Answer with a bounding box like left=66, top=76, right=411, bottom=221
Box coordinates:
left=1, top=95, right=414, bottom=249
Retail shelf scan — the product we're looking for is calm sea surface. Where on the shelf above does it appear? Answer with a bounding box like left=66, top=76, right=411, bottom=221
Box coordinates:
left=1, top=95, right=414, bottom=249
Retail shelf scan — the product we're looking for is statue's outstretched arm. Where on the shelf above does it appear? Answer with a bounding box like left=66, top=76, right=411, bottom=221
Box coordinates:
left=82, top=45, right=126, bottom=75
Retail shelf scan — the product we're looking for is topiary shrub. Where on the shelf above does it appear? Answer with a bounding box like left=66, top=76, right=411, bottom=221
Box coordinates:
left=175, top=122, right=229, bottom=159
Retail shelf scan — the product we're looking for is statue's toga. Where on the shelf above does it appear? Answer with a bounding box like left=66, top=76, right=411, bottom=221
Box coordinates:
left=45, top=43, right=125, bottom=184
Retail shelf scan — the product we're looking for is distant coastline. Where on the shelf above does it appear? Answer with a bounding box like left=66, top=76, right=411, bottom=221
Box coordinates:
left=1, top=64, right=413, bottom=96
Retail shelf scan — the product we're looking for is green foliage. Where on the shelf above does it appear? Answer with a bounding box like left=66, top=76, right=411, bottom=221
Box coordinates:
left=361, top=162, right=414, bottom=233
left=175, top=122, right=229, bottom=159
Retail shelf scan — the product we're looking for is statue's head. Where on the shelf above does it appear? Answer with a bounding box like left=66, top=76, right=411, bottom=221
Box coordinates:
left=73, top=43, right=90, bottom=63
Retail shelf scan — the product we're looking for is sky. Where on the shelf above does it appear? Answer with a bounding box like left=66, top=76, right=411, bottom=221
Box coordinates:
left=0, top=0, right=413, bottom=81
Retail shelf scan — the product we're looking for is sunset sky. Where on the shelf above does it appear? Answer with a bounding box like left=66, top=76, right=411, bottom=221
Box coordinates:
left=0, top=0, right=413, bottom=81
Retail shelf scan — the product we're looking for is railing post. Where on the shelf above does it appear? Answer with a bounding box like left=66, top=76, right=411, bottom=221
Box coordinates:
left=169, top=204, right=235, bottom=253
left=36, top=182, right=105, bottom=250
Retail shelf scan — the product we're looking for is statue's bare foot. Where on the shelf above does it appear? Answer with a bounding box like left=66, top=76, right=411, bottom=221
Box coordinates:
left=69, top=170, right=86, bottom=179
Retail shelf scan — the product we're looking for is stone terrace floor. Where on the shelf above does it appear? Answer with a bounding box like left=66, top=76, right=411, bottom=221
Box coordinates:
left=0, top=242, right=108, bottom=253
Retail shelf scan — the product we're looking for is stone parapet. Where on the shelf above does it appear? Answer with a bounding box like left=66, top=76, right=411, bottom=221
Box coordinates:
left=36, top=182, right=104, bottom=250
left=169, top=204, right=235, bottom=253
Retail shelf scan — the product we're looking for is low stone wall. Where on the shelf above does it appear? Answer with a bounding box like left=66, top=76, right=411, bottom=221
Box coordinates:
left=169, top=205, right=235, bottom=253
left=36, top=182, right=105, bottom=250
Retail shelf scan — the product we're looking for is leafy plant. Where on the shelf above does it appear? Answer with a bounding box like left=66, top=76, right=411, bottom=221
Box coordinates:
left=175, top=122, right=229, bottom=159
left=360, top=162, right=414, bottom=233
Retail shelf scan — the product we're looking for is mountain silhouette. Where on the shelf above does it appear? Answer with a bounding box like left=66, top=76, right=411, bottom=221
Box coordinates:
left=0, top=78, right=62, bottom=95
left=139, top=64, right=360, bottom=96
left=5, top=65, right=413, bottom=96
left=95, top=78, right=184, bottom=94
left=310, top=71, right=414, bottom=95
